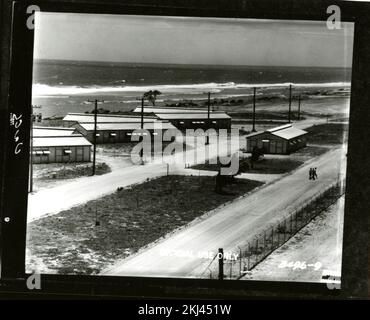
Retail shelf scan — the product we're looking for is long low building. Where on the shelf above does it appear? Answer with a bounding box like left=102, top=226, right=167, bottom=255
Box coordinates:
left=245, top=124, right=308, bottom=155
left=73, top=121, right=177, bottom=143
left=33, top=126, right=75, bottom=137
left=32, top=135, right=92, bottom=164
left=62, top=113, right=159, bottom=127
left=132, top=106, right=231, bottom=130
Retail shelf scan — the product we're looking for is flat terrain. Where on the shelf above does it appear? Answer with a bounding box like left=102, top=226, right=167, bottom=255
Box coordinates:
left=192, top=158, right=304, bottom=175
left=102, top=145, right=346, bottom=278
left=27, top=136, right=240, bottom=221
left=26, top=175, right=262, bottom=274
left=246, top=196, right=344, bottom=283
left=306, top=123, right=349, bottom=145
left=33, top=162, right=110, bottom=191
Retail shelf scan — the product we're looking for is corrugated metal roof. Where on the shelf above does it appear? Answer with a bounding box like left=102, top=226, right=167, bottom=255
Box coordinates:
left=133, top=107, right=211, bottom=114
left=33, top=127, right=75, bottom=137
left=245, top=131, right=262, bottom=138
left=33, top=135, right=92, bottom=147
left=63, top=113, right=158, bottom=123
left=77, top=121, right=176, bottom=131
left=272, top=127, right=307, bottom=140
left=246, top=125, right=307, bottom=140
left=266, top=124, right=293, bottom=133
left=156, top=113, right=231, bottom=120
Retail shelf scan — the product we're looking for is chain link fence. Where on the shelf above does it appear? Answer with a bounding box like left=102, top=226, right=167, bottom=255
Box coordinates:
left=204, top=178, right=346, bottom=280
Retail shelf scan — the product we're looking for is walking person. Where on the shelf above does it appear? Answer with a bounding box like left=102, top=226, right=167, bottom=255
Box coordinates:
left=313, top=167, right=318, bottom=180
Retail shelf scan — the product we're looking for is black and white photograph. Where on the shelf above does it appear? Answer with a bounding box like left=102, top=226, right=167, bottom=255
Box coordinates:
left=24, top=12, right=352, bottom=284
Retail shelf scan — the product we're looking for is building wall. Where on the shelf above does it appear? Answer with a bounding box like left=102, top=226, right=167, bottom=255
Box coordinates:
left=168, top=118, right=231, bottom=131
left=84, top=129, right=176, bottom=144
left=85, top=130, right=133, bottom=143
left=246, top=132, right=287, bottom=154
left=246, top=132, right=307, bottom=155
left=32, top=146, right=91, bottom=164
left=287, top=135, right=307, bottom=153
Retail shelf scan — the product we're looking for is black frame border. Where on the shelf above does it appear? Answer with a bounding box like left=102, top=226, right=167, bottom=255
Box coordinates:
left=0, top=0, right=369, bottom=299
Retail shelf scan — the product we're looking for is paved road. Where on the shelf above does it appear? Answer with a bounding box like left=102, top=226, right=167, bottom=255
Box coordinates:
left=102, top=145, right=346, bottom=277
left=247, top=196, right=344, bottom=283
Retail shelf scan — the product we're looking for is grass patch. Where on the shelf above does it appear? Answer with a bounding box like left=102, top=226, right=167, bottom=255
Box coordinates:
left=229, top=112, right=304, bottom=121
left=27, top=175, right=263, bottom=275
left=36, top=162, right=111, bottom=180
left=306, top=123, right=348, bottom=145
left=192, top=157, right=303, bottom=175
left=98, top=141, right=191, bottom=156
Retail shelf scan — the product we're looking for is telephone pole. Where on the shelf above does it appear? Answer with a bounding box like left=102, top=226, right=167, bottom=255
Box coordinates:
left=140, top=97, right=144, bottom=162
left=206, top=92, right=211, bottom=145
left=288, top=84, right=292, bottom=123
left=88, top=99, right=104, bottom=175
left=297, top=94, right=301, bottom=120
left=252, top=87, right=257, bottom=132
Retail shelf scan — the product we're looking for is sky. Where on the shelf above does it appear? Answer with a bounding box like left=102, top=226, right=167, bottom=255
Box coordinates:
left=34, top=12, right=354, bottom=68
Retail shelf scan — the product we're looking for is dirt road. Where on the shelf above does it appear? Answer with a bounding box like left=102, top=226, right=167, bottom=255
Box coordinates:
left=27, top=136, right=239, bottom=222
left=102, top=145, right=346, bottom=277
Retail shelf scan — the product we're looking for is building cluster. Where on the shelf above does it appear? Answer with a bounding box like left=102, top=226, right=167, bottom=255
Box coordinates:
left=32, top=107, right=308, bottom=164
left=32, top=107, right=230, bottom=163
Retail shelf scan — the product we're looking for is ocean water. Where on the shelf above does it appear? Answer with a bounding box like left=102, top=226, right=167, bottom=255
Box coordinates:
left=32, top=60, right=352, bottom=118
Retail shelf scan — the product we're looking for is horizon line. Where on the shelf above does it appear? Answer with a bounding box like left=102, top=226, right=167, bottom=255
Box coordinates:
left=33, top=58, right=352, bottom=70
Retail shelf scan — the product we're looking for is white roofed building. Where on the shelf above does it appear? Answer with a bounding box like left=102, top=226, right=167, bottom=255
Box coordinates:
left=73, top=121, right=177, bottom=144
left=245, top=124, right=308, bottom=155
left=62, top=113, right=158, bottom=127
left=33, top=126, right=75, bottom=137
left=132, top=106, right=231, bottom=130
left=32, top=128, right=92, bottom=163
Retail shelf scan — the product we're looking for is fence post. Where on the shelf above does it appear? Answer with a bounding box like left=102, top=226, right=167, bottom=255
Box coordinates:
left=284, top=219, right=287, bottom=242
left=247, top=242, right=250, bottom=270
left=218, top=248, right=224, bottom=280
left=239, top=248, right=242, bottom=277
left=271, top=228, right=274, bottom=249
left=295, top=211, right=298, bottom=231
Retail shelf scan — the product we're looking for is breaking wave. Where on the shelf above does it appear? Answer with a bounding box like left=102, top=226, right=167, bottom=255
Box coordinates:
left=32, top=81, right=351, bottom=97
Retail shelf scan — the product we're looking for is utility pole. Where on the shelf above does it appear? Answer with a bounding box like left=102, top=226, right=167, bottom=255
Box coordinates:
left=297, top=94, right=301, bottom=120
left=218, top=248, right=224, bottom=280
left=140, top=97, right=144, bottom=162
left=88, top=99, right=104, bottom=175
left=252, top=87, right=257, bottom=132
left=206, top=92, right=211, bottom=145
left=288, top=84, right=292, bottom=123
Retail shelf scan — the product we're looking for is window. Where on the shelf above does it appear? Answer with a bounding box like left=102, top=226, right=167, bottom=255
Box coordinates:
left=64, top=149, right=72, bottom=154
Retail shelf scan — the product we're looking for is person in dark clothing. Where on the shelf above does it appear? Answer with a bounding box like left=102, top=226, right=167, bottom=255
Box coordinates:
left=313, top=167, right=318, bottom=180
left=309, top=168, right=313, bottom=180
